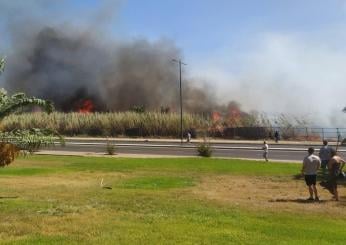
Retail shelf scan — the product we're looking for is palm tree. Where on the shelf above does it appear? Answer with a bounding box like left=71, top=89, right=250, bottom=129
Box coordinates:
left=0, top=57, right=63, bottom=167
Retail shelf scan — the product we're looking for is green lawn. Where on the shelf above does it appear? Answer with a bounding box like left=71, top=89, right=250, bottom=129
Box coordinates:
left=0, top=155, right=345, bottom=244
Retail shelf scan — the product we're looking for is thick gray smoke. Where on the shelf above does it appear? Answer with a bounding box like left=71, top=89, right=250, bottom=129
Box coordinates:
left=3, top=26, right=216, bottom=113
left=0, top=1, right=217, bottom=113
left=3, top=1, right=345, bottom=127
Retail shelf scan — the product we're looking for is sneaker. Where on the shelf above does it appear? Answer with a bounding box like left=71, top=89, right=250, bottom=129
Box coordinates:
left=307, top=197, right=314, bottom=201
left=314, top=197, right=320, bottom=202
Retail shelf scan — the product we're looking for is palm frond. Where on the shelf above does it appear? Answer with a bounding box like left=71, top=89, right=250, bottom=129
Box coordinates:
left=0, top=64, right=63, bottom=166
left=0, top=128, right=64, bottom=153
left=0, top=90, right=54, bottom=120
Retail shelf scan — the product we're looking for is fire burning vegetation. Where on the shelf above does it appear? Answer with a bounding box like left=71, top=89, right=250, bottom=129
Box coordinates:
left=76, top=100, right=95, bottom=113
left=0, top=4, right=280, bottom=122
left=0, top=2, right=319, bottom=134
left=3, top=26, right=218, bottom=114
left=1, top=26, right=264, bottom=120
left=3, top=23, right=259, bottom=124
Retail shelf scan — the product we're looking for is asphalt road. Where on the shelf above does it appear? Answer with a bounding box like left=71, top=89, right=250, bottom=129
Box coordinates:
left=44, top=140, right=346, bottom=161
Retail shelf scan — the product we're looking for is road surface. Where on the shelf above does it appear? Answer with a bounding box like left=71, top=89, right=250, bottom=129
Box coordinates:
left=43, top=139, right=346, bottom=161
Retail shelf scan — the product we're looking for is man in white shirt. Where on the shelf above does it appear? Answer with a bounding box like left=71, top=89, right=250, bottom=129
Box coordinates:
left=301, top=147, right=321, bottom=201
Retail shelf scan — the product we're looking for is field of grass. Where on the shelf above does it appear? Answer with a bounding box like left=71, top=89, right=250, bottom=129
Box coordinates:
left=2, top=112, right=206, bottom=137
left=0, top=156, right=345, bottom=244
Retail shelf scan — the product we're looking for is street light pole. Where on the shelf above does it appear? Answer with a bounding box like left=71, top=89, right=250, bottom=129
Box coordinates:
left=172, top=59, right=187, bottom=143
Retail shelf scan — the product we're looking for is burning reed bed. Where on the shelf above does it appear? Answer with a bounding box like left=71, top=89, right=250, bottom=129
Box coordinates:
left=1, top=112, right=326, bottom=140
left=2, top=112, right=206, bottom=137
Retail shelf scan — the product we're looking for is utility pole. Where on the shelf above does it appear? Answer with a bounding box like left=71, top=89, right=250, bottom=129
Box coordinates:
left=172, top=59, right=187, bottom=143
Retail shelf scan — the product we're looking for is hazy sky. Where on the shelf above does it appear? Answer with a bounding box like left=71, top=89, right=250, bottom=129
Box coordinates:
left=1, top=0, right=346, bottom=126
left=121, top=0, right=346, bottom=126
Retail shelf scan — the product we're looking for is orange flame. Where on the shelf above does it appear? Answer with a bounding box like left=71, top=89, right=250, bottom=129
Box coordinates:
left=212, top=111, right=222, bottom=122
left=77, top=99, right=94, bottom=113
left=227, top=104, right=242, bottom=127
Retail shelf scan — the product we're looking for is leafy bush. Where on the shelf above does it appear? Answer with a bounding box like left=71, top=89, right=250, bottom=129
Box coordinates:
left=130, top=105, right=145, bottom=113
left=197, top=140, right=212, bottom=157
left=0, top=143, right=19, bottom=167
left=0, top=57, right=62, bottom=166
left=106, top=140, right=116, bottom=155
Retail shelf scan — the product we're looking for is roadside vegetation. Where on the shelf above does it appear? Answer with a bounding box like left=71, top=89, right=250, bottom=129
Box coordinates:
left=0, top=155, right=345, bottom=244
left=197, top=139, right=213, bottom=157
left=0, top=57, right=62, bottom=167
left=2, top=112, right=206, bottom=137
left=2, top=111, right=322, bottom=140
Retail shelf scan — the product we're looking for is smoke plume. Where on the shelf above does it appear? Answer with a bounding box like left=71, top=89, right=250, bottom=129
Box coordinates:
left=2, top=1, right=345, bottom=127
left=0, top=1, right=217, bottom=114
left=3, top=26, right=217, bottom=113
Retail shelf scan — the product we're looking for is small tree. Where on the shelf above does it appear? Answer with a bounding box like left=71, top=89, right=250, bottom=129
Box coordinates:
left=106, top=138, right=116, bottom=155
left=197, top=141, right=212, bottom=157
left=0, top=57, right=63, bottom=166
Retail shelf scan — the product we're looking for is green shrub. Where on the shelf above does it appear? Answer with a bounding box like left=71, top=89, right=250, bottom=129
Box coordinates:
left=106, top=140, right=116, bottom=155
left=197, top=140, right=212, bottom=157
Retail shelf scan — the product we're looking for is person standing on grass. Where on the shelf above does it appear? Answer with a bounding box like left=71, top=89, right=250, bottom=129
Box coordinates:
left=262, top=141, right=269, bottom=162
left=301, top=147, right=321, bottom=201
left=319, top=140, right=331, bottom=171
left=327, top=148, right=345, bottom=201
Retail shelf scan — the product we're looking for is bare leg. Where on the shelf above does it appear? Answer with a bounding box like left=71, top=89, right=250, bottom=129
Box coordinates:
left=312, top=185, right=318, bottom=199
left=308, top=186, right=313, bottom=198
left=334, top=188, right=339, bottom=201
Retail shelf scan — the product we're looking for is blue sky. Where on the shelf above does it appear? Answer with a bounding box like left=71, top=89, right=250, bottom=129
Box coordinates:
left=118, top=0, right=346, bottom=61
left=2, top=0, right=346, bottom=64
left=111, top=0, right=346, bottom=125
left=34, top=0, right=345, bottom=63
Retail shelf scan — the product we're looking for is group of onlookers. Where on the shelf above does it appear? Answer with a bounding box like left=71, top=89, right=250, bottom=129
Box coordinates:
left=302, top=140, right=345, bottom=201
left=263, top=139, right=345, bottom=201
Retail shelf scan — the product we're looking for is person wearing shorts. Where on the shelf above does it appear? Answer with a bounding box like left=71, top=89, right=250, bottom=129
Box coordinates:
left=327, top=149, right=345, bottom=201
left=301, top=147, right=321, bottom=201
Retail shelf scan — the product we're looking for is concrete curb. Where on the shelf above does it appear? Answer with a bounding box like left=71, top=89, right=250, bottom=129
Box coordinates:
left=64, top=137, right=341, bottom=146
left=36, top=150, right=300, bottom=163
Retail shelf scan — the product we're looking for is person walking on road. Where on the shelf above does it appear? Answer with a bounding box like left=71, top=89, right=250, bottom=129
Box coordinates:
left=187, top=131, right=192, bottom=143
left=301, top=147, right=321, bottom=201
left=262, top=141, right=269, bottom=162
left=274, top=131, right=280, bottom=143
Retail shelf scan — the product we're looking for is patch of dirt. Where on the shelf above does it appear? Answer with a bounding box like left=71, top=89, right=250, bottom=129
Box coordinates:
left=193, top=175, right=346, bottom=217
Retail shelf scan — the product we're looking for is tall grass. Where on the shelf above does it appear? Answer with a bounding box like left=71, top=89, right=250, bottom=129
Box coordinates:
left=1, top=112, right=206, bottom=137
